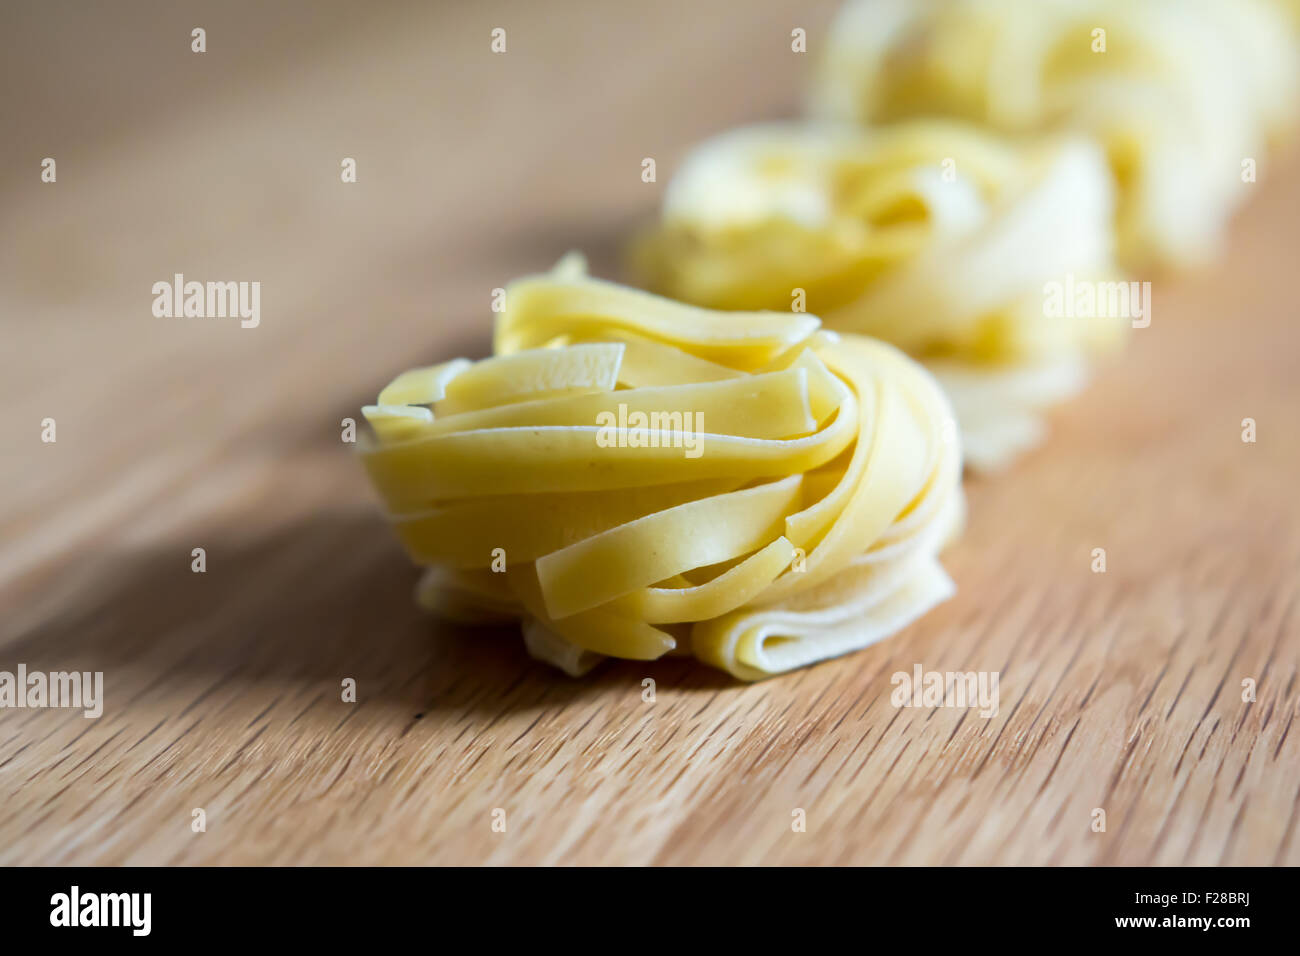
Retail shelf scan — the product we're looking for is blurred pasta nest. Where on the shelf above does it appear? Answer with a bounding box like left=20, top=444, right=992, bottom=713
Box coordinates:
left=809, top=0, right=1300, bottom=268
left=359, top=259, right=963, bottom=680
left=633, top=119, right=1126, bottom=470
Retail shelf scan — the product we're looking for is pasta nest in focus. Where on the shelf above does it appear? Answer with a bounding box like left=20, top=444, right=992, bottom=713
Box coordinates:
left=633, top=119, right=1126, bottom=470
left=359, top=258, right=963, bottom=680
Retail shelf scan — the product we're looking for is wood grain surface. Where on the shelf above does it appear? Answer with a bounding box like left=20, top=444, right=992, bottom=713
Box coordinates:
left=2, top=0, right=1297, bottom=865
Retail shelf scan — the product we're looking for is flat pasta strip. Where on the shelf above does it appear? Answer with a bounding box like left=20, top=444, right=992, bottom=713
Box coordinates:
left=361, top=404, right=435, bottom=443
left=433, top=343, right=624, bottom=417
left=398, top=369, right=817, bottom=441
left=378, top=358, right=472, bottom=406
left=535, top=475, right=804, bottom=618
left=360, top=406, right=857, bottom=507
left=393, top=478, right=746, bottom=566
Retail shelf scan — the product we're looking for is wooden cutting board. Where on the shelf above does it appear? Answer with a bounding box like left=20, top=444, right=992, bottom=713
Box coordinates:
left=2, top=0, right=1296, bottom=865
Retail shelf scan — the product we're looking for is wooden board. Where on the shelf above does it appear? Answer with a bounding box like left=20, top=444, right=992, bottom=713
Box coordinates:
left=2, top=0, right=1297, bottom=865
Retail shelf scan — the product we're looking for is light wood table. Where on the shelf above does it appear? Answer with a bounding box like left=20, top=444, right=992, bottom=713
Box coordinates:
left=2, top=0, right=1296, bottom=865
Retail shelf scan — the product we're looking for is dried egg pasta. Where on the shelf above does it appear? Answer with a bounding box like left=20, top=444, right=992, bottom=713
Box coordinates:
left=359, top=260, right=963, bottom=679
left=810, top=0, right=1300, bottom=267
left=634, top=120, right=1125, bottom=469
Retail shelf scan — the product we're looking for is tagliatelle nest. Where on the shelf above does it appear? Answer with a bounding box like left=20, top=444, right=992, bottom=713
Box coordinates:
left=808, top=0, right=1300, bottom=269
left=633, top=119, right=1128, bottom=470
left=359, top=258, right=963, bottom=680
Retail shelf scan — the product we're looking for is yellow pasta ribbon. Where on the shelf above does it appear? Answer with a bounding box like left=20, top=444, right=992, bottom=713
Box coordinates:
left=359, top=261, right=963, bottom=680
